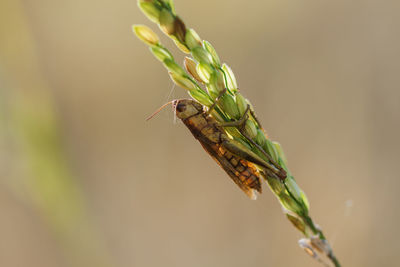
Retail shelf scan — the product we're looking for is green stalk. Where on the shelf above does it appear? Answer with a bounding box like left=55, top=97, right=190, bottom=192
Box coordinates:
left=0, top=2, right=114, bottom=266
left=134, top=1, right=341, bottom=266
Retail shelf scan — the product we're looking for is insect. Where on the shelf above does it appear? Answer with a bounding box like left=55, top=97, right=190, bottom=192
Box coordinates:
left=169, top=99, right=286, bottom=199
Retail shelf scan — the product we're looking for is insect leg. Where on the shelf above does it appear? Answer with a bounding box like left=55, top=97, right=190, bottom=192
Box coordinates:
left=250, top=108, right=264, bottom=130
left=238, top=130, right=287, bottom=180
left=219, top=104, right=287, bottom=180
left=218, top=104, right=251, bottom=128
left=206, top=88, right=227, bottom=116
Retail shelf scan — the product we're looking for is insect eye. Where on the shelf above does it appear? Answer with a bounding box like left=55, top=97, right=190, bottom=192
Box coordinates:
left=176, top=102, right=186, bottom=112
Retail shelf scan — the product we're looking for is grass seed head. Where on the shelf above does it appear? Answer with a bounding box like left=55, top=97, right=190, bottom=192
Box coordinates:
left=150, top=46, right=173, bottom=62
left=207, top=69, right=225, bottom=95
left=188, top=89, right=213, bottom=107
left=138, top=1, right=161, bottom=23
left=196, top=62, right=214, bottom=83
left=286, top=213, right=306, bottom=234
left=203, top=40, right=221, bottom=66
left=235, top=93, right=248, bottom=118
left=163, top=59, right=186, bottom=76
left=133, top=25, right=160, bottom=46
left=168, top=72, right=197, bottom=91
left=222, top=63, right=238, bottom=92
left=185, top=29, right=202, bottom=50
left=244, top=120, right=258, bottom=140
left=191, top=46, right=213, bottom=65
left=220, top=93, right=240, bottom=119
left=159, top=8, right=175, bottom=35
left=184, top=57, right=203, bottom=83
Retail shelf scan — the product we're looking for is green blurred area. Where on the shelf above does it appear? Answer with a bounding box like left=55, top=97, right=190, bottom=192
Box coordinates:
left=1, top=0, right=399, bottom=267
left=0, top=1, right=113, bottom=267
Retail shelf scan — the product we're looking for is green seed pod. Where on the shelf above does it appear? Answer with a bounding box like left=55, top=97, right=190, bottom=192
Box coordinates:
left=203, top=40, right=220, bottom=66
left=220, top=93, right=240, bottom=119
left=244, top=119, right=258, bottom=140
left=163, top=59, right=186, bottom=76
left=188, top=89, right=213, bottom=107
left=255, top=129, right=267, bottom=147
left=207, top=69, right=225, bottom=95
left=196, top=62, right=214, bottom=83
left=168, top=72, right=197, bottom=91
left=273, top=141, right=288, bottom=167
left=286, top=213, right=306, bottom=235
left=150, top=46, right=173, bottom=62
left=191, top=46, right=213, bottom=65
left=138, top=2, right=161, bottom=23
left=279, top=193, right=303, bottom=215
left=185, top=29, right=202, bottom=50
left=222, top=63, right=238, bottom=93
left=133, top=25, right=160, bottom=46
left=264, top=139, right=279, bottom=162
left=285, top=177, right=303, bottom=206
left=235, top=93, right=247, bottom=118
left=266, top=176, right=285, bottom=195
left=159, top=9, right=175, bottom=35
left=173, top=16, right=186, bottom=44
left=184, top=57, right=203, bottom=83
left=173, top=39, right=190, bottom=53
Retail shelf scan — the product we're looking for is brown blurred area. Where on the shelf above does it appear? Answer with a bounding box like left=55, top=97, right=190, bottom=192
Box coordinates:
left=1, top=0, right=399, bottom=266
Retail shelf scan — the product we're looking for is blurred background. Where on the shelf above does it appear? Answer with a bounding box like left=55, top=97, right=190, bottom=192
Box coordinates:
left=1, top=0, right=399, bottom=266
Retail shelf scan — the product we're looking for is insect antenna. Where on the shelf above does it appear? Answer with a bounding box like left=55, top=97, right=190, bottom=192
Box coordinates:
left=146, top=101, right=174, bottom=121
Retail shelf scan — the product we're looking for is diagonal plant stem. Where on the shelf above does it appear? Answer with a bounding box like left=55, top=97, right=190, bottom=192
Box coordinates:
left=133, top=1, right=341, bottom=266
